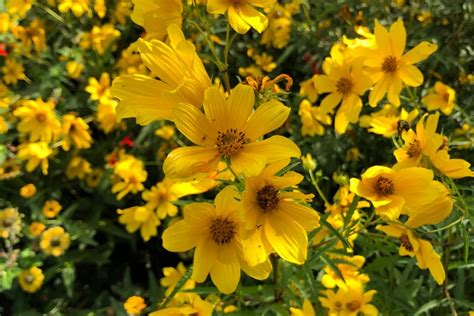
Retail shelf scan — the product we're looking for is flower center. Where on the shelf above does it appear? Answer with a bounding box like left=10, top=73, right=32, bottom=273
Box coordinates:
left=50, top=237, right=61, bottom=248
left=399, top=233, right=414, bottom=252
left=443, top=93, right=450, bottom=102
left=336, top=77, right=353, bottom=94
left=209, top=217, right=236, bottom=245
left=2, top=217, right=15, bottom=227
left=346, top=300, right=361, bottom=312
left=232, top=0, right=245, bottom=5
left=36, top=112, right=47, bottom=122
left=406, top=139, right=422, bottom=158
left=374, top=176, right=394, bottom=196
left=216, top=128, right=247, bottom=158
left=256, top=185, right=280, bottom=212
left=24, top=274, right=35, bottom=284
left=381, top=56, right=398, bottom=73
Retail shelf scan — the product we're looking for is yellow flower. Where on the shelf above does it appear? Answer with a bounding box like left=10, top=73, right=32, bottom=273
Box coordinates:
left=58, top=0, right=90, bottom=17
left=86, top=168, right=104, bottom=188
left=150, top=294, right=213, bottom=316
left=377, top=222, right=445, bottom=285
left=112, top=25, right=211, bottom=125
left=0, top=13, right=10, bottom=33
left=118, top=206, right=160, bottom=241
left=155, top=125, right=175, bottom=140
left=42, top=200, right=62, bottom=218
left=17, top=142, right=53, bottom=175
left=340, top=284, right=378, bottom=316
left=321, top=255, right=370, bottom=290
left=422, top=81, right=456, bottom=115
left=111, top=154, right=148, bottom=200
left=349, top=166, right=441, bottom=220
left=66, top=61, right=84, bottom=79
left=93, top=0, right=106, bottom=18
left=40, top=226, right=71, bottom=256
left=12, top=19, right=47, bottom=54
left=124, top=295, right=147, bottom=315
left=13, top=98, right=61, bottom=143
left=365, top=19, right=438, bottom=107
left=130, top=0, right=182, bottom=40
left=85, top=72, right=112, bottom=103
left=28, top=222, right=45, bottom=237
left=0, top=116, right=7, bottom=134
left=299, top=76, right=319, bottom=103
left=79, top=24, right=120, bottom=55
left=319, top=288, right=347, bottom=315
left=2, top=59, right=27, bottom=85
left=301, top=153, right=317, bottom=172
left=113, top=0, right=132, bottom=25
left=207, top=0, right=275, bottom=34
left=6, top=0, right=33, bottom=18
left=314, top=57, right=372, bottom=134
left=242, top=159, right=320, bottom=264
left=18, top=267, right=44, bottom=293
left=66, top=156, right=92, bottom=180
left=160, top=262, right=196, bottom=297
left=289, top=299, right=315, bottom=316
left=162, top=186, right=272, bottom=294
left=61, top=114, right=92, bottom=151
left=299, top=99, right=331, bottom=136
left=0, top=208, right=22, bottom=239
left=164, top=84, right=300, bottom=179
left=96, top=99, right=118, bottom=133
left=261, top=2, right=299, bottom=49
left=116, top=47, right=147, bottom=75
left=359, top=104, right=419, bottom=138
left=20, top=183, right=37, bottom=198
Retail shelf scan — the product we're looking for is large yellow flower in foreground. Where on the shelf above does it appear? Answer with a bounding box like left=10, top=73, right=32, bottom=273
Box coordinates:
left=365, top=19, right=438, bottom=107
left=377, top=222, right=445, bottom=285
left=130, top=0, right=182, bottom=40
left=207, top=0, right=275, bottom=34
left=242, top=159, right=319, bottom=264
left=162, top=186, right=271, bottom=294
left=349, top=166, right=441, bottom=220
left=164, top=84, right=300, bottom=179
left=112, top=25, right=211, bottom=125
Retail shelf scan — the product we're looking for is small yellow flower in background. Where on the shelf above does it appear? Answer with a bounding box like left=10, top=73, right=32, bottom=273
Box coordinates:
left=0, top=13, right=10, bottom=33
left=17, top=142, right=53, bottom=175
left=242, top=159, right=320, bottom=265
left=13, top=98, right=61, bottom=143
left=299, top=99, right=331, bottom=136
left=130, top=0, right=183, bottom=40
left=150, top=294, right=213, bottom=316
left=57, top=0, right=90, bottom=17
left=349, top=166, right=441, bottom=220
left=86, top=168, right=104, bottom=188
left=261, top=1, right=300, bottom=49
left=0, top=208, right=22, bottom=239
left=0, top=116, right=8, bottom=134
left=112, top=25, right=212, bottom=125
left=365, top=19, right=438, bottom=107
left=86, top=72, right=112, bottom=104
left=6, top=0, right=33, bottom=18
left=299, top=76, right=319, bottom=103
left=93, top=0, right=106, bottom=18
left=2, top=58, right=27, bottom=85
left=207, top=0, right=275, bottom=34
left=321, top=255, right=370, bottom=290
left=422, top=81, right=456, bottom=115
left=164, top=84, right=300, bottom=179
left=343, top=25, right=376, bottom=50
left=111, top=153, right=148, bottom=200
left=124, top=295, right=147, bottom=315
left=28, top=222, right=45, bottom=237
left=40, top=226, right=70, bottom=256
left=320, top=284, right=378, bottom=315
left=20, top=183, right=37, bottom=198
left=160, top=262, right=196, bottom=297
left=62, top=114, right=93, bottom=151
left=18, top=267, right=44, bottom=293
left=162, top=186, right=271, bottom=294
left=96, top=99, right=118, bottom=133
left=113, top=0, right=133, bottom=25
left=116, top=48, right=147, bottom=75
left=289, top=299, right=315, bottom=316
left=66, top=156, right=92, bottom=180
left=155, top=125, right=175, bottom=140
left=42, top=200, right=62, bottom=218
left=359, top=104, right=419, bottom=138
left=301, top=153, right=317, bottom=172
left=66, top=61, right=84, bottom=79
left=79, top=24, right=121, bottom=55
left=118, top=206, right=160, bottom=241
left=378, top=222, right=445, bottom=285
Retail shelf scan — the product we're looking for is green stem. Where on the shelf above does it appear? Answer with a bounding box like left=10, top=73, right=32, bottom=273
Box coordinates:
left=222, top=23, right=232, bottom=92
left=309, top=170, right=330, bottom=206
left=160, top=265, right=193, bottom=308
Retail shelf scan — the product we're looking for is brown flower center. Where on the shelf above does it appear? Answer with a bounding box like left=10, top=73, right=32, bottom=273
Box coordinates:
left=374, top=176, right=394, bottom=196
left=50, top=237, right=61, bottom=248
left=382, top=56, right=398, bottom=73
left=406, top=139, right=422, bottom=158
left=36, top=112, right=47, bottom=122
left=346, top=300, right=361, bottom=312
left=24, top=274, right=35, bottom=284
left=216, top=128, right=248, bottom=158
left=399, top=233, right=414, bottom=252
left=443, top=93, right=450, bottom=102
left=256, top=185, right=280, bottom=212
left=2, top=217, right=15, bottom=227
left=209, top=218, right=236, bottom=245
left=336, top=77, right=353, bottom=94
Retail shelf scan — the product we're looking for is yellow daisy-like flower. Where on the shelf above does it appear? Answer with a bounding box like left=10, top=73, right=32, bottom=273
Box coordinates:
left=150, top=294, right=213, bottom=316
left=207, top=0, right=275, bottom=34
left=0, top=208, right=22, bottom=239
left=289, top=299, right=315, bottom=316
left=359, top=104, right=419, bottom=138
left=299, top=99, right=331, bottom=137
left=66, top=156, right=92, bottom=180
left=340, top=284, right=378, bottom=316
left=299, top=75, right=319, bottom=103
left=349, top=166, right=441, bottom=220
left=242, top=159, right=320, bottom=265
left=57, top=0, right=90, bottom=17
left=130, top=0, right=182, bottom=40
left=13, top=98, right=61, bottom=143
left=85, top=72, right=112, bottom=104
left=86, top=168, right=104, bottom=188
left=1, top=59, right=27, bottom=85
left=42, top=200, right=62, bottom=218
left=96, top=99, right=118, bottom=133
left=118, top=206, right=160, bottom=241
left=111, top=153, right=148, bottom=200
left=164, top=84, right=300, bottom=179
left=377, top=222, right=445, bottom=285
left=6, top=0, right=33, bottom=18
left=66, top=61, right=84, bottom=79
left=17, top=142, right=53, bottom=175
left=160, top=262, right=196, bottom=297
left=321, top=255, right=370, bottom=290
left=28, top=222, right=45, bottom=237
left=40, top=226, right=71, bottom=256
left=422, top=81, right=456, bottom=116
left=162, top=186, right=271, bottom=294
left=20, top=183, right=37, bottom=198
left=314, top=57, right=372, bottom=134
left=112, top=25, right=211, bottom=125
left=18, top=267, right=44, bottom=293
left=61, top=114, right=93, bottom=151
left=124, top=295, right=147, bottom=315
left=365, top=19, right=438, bottom=107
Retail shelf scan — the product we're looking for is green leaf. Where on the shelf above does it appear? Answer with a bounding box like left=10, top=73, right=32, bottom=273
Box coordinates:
left=319, top=216, right=352, bottom=250
left=61, top=262, right=75, bottom=298
left=320, top=254, right=345, bottom=282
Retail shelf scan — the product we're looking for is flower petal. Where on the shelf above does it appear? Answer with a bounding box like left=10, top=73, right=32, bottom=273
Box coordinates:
left=163, top=146, right=219, bottom=178
left=320, top=92, right=342, bottom=113
left=228, top=5, right=251, bottom=34
left=390, top=19, right=406, bottom=57
left=210, top=259, right=240, bottom=294
left=193, top=237, right=218, bottom=282
left=398, top=65, right=424, bottom=87
left=173, top=103, right=217, bottom=146
left=314, top=75, right=336, bottom=93
left=401, top=42, right=438, bottom=65
left=162, top=220, right=199, bottom=252
left=239, top=3, right=268, bottom=33
left=244, top=99, right=290, bottom=141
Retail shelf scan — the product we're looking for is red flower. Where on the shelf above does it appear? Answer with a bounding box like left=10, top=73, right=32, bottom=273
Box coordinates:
left=0, top=43, right=8, bottom=56
left=120, top=136, right=134, bottom=148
